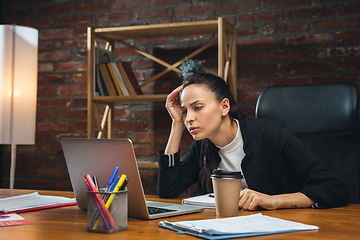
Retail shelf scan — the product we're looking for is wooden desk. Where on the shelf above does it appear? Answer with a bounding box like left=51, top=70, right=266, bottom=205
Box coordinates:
left=0, top=189, right=359, bottom=239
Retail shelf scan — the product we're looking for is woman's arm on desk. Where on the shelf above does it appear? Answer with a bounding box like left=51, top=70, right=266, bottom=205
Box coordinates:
left=239, top=189, right=315, bottom=211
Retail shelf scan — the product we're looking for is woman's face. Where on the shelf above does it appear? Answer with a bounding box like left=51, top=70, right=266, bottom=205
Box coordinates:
left=180, top=84, right=225, bottom=141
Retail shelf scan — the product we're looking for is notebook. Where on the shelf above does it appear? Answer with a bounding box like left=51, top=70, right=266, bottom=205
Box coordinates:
left=61, top=138, right=204, bottom=219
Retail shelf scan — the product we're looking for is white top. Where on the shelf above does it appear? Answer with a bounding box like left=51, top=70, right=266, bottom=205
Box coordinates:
left=217, top=119, right=248, bottom=190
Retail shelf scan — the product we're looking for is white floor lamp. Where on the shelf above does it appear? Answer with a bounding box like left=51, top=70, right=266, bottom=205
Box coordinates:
left=0, top=25, right=38, bottom=189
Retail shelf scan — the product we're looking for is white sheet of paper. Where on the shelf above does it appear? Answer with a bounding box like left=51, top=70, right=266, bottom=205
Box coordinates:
left=172, top=213, right=319, bottom=235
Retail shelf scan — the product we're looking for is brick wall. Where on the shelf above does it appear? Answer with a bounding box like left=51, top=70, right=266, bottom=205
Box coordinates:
left=1, top=0, right=359, bottom=195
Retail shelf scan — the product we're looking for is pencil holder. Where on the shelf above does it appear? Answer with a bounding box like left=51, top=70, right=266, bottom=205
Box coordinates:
left=87, top=189, right=128, bottom=234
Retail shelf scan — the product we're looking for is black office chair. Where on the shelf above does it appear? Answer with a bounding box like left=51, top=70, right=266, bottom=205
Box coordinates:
left=255, top=82, right=360, bottom=204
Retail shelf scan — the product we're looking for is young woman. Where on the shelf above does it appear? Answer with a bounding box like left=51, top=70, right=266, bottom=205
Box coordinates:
left=157, top=73, right=349, bottom=210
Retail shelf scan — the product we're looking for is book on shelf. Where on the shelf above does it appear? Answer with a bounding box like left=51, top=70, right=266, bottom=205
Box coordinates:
left=95, top=54, right=143, bottom=97
left=116, top=62, right=137, bottom=96
left=93, top=47, right=115, bottom=96
left=93, top=46, right=100, bottom=96
left=96, top=67, right=108, bottom=96
left=107, top=62, right=130, bottom=96
left=98, top=64, right=118, bottom=96
left=121, top=62, right=143, bottom=95
left=106, top=63, right=123, bottom=96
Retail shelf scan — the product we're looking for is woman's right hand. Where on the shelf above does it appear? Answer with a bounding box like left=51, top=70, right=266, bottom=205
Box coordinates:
left=165, top=85, right=184, bottom=124
left=164, top=85, right=185, bottom=155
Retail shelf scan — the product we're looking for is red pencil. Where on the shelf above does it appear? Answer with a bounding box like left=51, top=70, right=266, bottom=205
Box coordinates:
left=84, top=175, right=118, bottom=230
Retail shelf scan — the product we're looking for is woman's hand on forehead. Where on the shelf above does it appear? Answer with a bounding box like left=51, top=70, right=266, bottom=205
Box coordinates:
left=166, top=85, right=185, bottom=123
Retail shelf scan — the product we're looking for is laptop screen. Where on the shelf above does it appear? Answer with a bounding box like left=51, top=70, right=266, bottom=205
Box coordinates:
left=61, top=138, right=149, bottom=218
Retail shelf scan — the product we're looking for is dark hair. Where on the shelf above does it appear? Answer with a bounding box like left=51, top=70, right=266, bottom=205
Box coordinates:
left=182, top=73, right=238, bottom=194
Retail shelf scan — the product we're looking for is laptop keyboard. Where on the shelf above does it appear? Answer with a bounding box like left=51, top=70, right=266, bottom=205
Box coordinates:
left=147, top=206, right=177, bottom=215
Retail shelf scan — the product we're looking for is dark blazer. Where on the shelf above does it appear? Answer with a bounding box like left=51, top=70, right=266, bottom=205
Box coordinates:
left=157, top=112, right=350, bottom=208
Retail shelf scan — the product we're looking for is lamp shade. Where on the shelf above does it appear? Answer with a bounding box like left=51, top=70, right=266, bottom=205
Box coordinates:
left=0, top=25, right=38, bottom=144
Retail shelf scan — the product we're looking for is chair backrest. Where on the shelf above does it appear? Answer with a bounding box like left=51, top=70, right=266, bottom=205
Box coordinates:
left=255, top=82, right=360, bottom=203
left=256, top=82, right=359, bottom=134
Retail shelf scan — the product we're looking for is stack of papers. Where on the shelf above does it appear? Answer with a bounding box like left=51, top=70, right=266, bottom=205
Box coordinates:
left=0, top=192, right=76, bottom=214
left=182, top=194, right=216, bottom=209
left=159, top=213, right=320, bottom=239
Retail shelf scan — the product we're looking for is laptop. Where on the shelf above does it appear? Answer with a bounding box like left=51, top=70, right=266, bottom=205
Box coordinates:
left=61, top=138, right=204, bottom=219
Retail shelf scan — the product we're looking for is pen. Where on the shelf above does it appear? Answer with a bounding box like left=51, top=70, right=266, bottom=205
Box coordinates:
left=160, top=220, right=204, bottom=234
left=120, top=177, right=129, bottom=190
left=209, top=194, right=214, bottom=198
left=93, top=175, right=99, bottom=190
left=106, top=176, right=120, bottom=201
left=106, top=167, right=119, bottom=192
left=93, top=175, right=106, bottom=201
left=104, top=176, right=120, bottom=202
left=109, top=176, right=120, bottom=192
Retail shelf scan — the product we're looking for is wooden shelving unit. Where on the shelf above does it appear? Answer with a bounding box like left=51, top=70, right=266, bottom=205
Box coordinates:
left=87, top=17, right=237, bottom=139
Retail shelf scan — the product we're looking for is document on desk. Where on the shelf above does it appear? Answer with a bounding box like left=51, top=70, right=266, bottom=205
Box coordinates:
left=0, top=192, right=76, bottom=214
left=159, top=213, right=320, bottom=240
